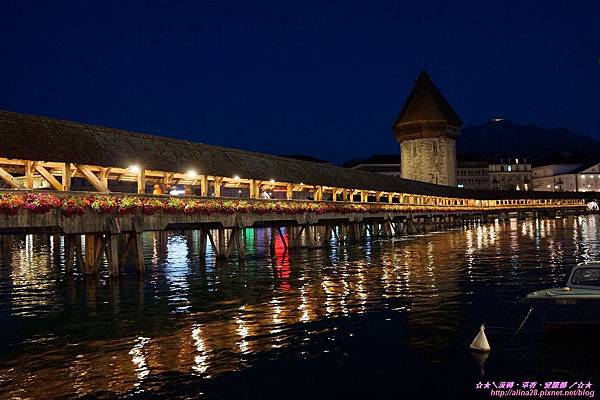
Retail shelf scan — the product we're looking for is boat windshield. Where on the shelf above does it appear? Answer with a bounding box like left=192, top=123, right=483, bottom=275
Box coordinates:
left=570, top=267, right=600, bottom=287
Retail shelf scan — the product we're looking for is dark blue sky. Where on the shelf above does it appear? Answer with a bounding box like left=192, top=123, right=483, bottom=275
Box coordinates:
left=1, top=1, right=598, bottom=164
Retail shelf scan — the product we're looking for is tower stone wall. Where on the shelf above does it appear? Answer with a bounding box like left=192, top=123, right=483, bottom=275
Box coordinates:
left=400, top=137, right=456, bottom=185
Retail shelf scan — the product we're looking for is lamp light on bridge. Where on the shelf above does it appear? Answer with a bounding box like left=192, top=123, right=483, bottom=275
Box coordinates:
left=234, top=175, right=240, bottom=180
left=128, top=164, right=141, bottom=174
left=185, top=169, right=197, bottom=179
left=269, top=179, right=275, bottom=183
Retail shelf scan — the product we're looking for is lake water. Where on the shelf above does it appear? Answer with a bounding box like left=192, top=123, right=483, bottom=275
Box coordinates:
left=1, top=215, right=599, bottom=399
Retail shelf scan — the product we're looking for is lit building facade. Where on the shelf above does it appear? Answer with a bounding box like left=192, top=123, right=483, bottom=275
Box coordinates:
left=532, top=162, right=600, bottom=192
left=489, top=158, right=532, bottom=191
left=456, top=154, right=490, bottom=190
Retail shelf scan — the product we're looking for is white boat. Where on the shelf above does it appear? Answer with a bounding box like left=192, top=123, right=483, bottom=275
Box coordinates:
left=527, top=262, right=600, bottom=327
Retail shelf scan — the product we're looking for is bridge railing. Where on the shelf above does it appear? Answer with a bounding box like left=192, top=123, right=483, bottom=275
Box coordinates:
left=0, top=189, right=587, bottom=220
left=0, top=157, right=588, bottom=213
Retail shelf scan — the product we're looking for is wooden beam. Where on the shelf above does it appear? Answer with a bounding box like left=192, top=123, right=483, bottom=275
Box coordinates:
left=200, top=174, right=208, bottom=197
left=100, top=168, right=111, bottom=188
left=62, top=163, right=71, bottom=191
left=314, top=185, right=322, bottom=201
left=331, top=188, right=338, bottom=202
left=214, top=177, right=222, bottom=197
left=0, top=158, right=26, bottom=166
left=75, top=164, right=110, bottom=192
left=0, top=166, right=22, bottom=188
left=286, top=183, right=293, bottom=200
left=35, top=165, right=62, bottom=191
left=25, top=161, right=36, bottom=189
left=137, top=168, right=145, bottom=194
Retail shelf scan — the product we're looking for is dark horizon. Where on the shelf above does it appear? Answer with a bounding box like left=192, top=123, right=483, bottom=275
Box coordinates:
left=1, top=1, right=598, bottom=164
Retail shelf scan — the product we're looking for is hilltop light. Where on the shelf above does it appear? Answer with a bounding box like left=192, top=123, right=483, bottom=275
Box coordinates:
left=185, top=169, right=197, bottom=179
left=128, top=165, right=141, bottom=174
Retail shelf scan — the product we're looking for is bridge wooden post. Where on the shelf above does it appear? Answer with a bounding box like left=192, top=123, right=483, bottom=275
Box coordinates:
left=130, top=232, right=144, bottom=273
left=200, top=175, right=208, bottom=197
left=305, top=225, right=314, bottom=248
left=324, top=225, right=332, bottom=243
left=83, top=234, right=97, bottom=275
left=314, top=186, right=323, bottom=201
left=270, top=226, right=277, bottom=252
left=216, top=228, right=227, bottom=258
left=360, top=191, right=367, bottom=203
left=61, top=163, right=71, bottom=191
left=100, top=168, right=110, bottom=189
left=234, top=228, right=245, bottom=259
left=199, top=229, right=207, bottom=257
left=336, top=225, right=346, bottom=243
left=83, top=234, right=106, bottom=275
left=350, top=223, right=361, bottom=242
left=137, top=168, right=146, bottom=194
left=287, top=226, right=296, bottom=249
left=65, top=234, right=77, bottom=273
left=382, top=221, right=392, bottom=238
left=107, top=234, right=120, bottom=277
left=214, top=178, right=222, bottom=197
left=407, top=218, right=415, bottom=234
left=25, top=161, right=35, bottom=189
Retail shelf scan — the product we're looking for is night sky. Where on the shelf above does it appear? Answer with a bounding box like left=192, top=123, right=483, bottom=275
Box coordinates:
left=1, top=1, right=598, bottom=164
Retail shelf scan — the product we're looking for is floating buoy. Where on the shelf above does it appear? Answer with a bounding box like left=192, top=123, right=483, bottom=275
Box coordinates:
left=470, top=324, right=491, bottom=352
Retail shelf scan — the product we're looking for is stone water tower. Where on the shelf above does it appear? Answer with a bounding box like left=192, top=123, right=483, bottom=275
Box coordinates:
left=393, top=71, right=462, bottom=186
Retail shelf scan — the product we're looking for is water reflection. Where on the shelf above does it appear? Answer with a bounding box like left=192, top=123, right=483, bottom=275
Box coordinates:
left=0, top=216, right=599, bottom=398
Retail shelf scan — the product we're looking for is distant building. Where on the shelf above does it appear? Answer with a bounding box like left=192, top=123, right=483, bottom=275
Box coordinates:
left=344, top=154, right=401, bottom=177
left=532, top=162, right=600, bottom=192
left=489, top=158, right=532, bottom=191
left=456, top=154, right=490, bottom=190
left=279, top=154, right=330, bottom=164
left=393, top=71, right=461, bottom=186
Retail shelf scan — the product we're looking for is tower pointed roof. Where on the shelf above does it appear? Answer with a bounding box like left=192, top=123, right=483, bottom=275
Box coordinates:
left=393, top=71, right=462, bottom=129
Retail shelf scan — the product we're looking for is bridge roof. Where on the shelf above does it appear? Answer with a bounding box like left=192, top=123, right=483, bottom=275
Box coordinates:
left=0, top=109, right=591, bottom=201
left=393, top=71, right=462, bottom=129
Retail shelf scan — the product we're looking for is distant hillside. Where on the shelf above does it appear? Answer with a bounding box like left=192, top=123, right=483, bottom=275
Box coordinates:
left=457, top=120, right=600, bottom=163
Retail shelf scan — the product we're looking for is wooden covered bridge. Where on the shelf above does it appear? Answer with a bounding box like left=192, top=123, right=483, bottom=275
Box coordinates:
left=0, top=109, right=593, bottom=275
